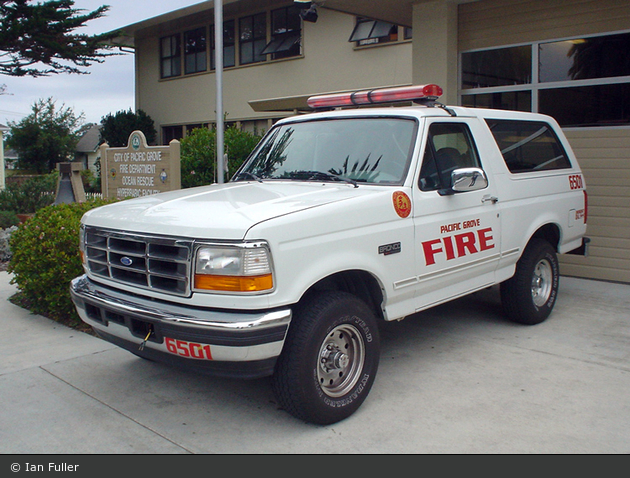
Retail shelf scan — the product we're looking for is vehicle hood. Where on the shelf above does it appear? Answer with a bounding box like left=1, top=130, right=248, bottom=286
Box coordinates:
left=82, top=181, right=376, bottom=240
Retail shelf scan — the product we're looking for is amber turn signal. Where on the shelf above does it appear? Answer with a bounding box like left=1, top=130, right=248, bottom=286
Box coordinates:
left=194, top=273, right=273, bottom=292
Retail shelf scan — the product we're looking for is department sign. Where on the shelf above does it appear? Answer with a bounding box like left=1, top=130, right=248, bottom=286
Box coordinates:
left=101, top=131, right=181, bottom=199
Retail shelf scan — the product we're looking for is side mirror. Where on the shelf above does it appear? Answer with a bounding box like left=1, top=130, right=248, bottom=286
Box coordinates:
left=451, top=167, right=488, bottom=192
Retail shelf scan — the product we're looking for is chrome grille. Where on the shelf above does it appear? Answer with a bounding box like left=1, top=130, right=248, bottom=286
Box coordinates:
left=84, top=227, right=193, bottom=297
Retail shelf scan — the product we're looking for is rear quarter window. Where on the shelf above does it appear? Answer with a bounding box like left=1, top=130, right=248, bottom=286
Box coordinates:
left=485, top=119, right=572, bottom=173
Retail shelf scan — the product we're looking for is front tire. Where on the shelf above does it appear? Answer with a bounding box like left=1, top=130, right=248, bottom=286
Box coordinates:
left=501, top=239, right=559, bottom=325
left=271, top=291, right=380, bottom=425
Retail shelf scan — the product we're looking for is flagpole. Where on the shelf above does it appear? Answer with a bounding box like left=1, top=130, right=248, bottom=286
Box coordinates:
left=214, top=0, right=225, bottom=183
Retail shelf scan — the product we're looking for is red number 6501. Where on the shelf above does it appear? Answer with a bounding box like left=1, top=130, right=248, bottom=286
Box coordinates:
left=165, top=337, right=212, bottom=360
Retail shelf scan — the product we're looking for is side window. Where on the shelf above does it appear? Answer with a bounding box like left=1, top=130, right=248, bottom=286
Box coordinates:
left=485, top=119, right=572, bottom=173
left=419, top=123, right=481, bottom=191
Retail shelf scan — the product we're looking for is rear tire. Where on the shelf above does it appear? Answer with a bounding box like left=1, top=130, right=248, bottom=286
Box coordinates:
left=271, top=291, right=380, bottom=425
left=501, top=239, right=559, bottom=325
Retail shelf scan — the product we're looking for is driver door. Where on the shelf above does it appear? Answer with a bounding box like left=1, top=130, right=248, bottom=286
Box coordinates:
left=412, top=118, right=502, bottom=310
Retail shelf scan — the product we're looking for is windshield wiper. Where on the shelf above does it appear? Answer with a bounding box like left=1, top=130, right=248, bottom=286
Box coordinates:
left=305, top=171, right=359, bottom=188
left=235, top=171, right=263, bottom=183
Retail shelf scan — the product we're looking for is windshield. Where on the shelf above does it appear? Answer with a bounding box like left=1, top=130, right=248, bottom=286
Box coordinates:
left=234, top=117, right=417, bottom=185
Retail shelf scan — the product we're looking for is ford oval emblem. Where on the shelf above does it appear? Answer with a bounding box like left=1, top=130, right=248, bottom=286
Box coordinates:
left=120, top=256, right=133, bottom=266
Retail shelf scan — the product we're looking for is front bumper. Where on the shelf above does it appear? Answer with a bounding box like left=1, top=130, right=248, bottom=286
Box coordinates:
left=70, top=275, right=292, bottom=379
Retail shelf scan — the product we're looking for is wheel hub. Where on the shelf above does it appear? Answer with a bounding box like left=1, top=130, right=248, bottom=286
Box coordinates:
left=317, top=324, right=365, bottom=398
left=321, top=344, right=349, bottom=372
left=531, top=258, right=553, bottom=307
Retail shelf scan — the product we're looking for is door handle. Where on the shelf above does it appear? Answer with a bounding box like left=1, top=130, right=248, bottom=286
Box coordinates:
left=482, top=195, right=499, bottom=204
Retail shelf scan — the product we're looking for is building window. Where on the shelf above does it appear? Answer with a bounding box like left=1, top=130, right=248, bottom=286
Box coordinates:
left=461, top=91, right=532, bottom=113
left=186, top=124, right=203, bottom=134
left=162, top=125, right=183, bottom=145
left=161, top=34, right=181, bottom=78
left=461, top=45, right=531, bottom=89
left=239, top=13, right=267, bottom=65
left=211, top=20, right=236, bottom=69
left=539, top=83, right=630, bottom=128
left=538, top=32, right=630, bottom=83
left=184, top=27, right=207, bottom=74
left=461, top=31, right=630, bottom=127
left=261, top=6, right=301, bottom=60
left=349, top=17, right=399, bottom=46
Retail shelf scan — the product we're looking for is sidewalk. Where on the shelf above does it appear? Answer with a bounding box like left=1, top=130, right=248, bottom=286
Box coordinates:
left=1, top=270, right=629, bottom=453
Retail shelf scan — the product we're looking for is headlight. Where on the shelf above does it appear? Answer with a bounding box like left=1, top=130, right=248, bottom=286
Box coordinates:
left=194, top=243, right=274, bottom=293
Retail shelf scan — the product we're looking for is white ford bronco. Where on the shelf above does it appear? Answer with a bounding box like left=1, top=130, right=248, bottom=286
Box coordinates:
left=71, top=85, right=589, bottom=425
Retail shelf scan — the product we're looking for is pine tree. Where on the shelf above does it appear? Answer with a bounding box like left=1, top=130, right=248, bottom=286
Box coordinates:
left=0, top=0, right=119, bottom=77
left=99, top=109, right=157, bottom=147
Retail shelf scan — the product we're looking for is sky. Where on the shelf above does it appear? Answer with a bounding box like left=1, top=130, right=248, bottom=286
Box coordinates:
left=0, top=0, right=208, bottom=128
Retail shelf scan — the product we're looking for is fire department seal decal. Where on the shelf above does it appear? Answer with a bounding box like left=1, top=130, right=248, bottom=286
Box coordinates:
left=392, top=191, right=411, bottom=218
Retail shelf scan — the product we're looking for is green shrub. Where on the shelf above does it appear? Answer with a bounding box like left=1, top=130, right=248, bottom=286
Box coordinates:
left=0, top=172, right=58, bottom=214
left=180, top=126, right=262, bottom=188
left=180, top=127, right=216, bottom=188
left=8, top=198, right=115, bottom=328
left=224, top=126, right=263, bottom=178
left=0, top=210, right=20, bottom=229
left=80, top=168, right=101, bottom=193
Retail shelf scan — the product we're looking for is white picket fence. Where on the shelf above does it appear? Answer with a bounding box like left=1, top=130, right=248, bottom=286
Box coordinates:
left=85, top=192, right=104, bottom=200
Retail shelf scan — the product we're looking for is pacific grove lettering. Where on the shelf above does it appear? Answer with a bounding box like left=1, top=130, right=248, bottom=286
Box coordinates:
left=440, top=218, right=481, bottom=234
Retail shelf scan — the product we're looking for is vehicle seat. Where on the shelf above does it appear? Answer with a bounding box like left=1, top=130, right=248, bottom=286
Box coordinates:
left=435, top=147, right=462, bottom=188
left=435, top=147, right=462, bottom=170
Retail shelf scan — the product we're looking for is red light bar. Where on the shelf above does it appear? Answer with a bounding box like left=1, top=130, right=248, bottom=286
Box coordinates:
left=307, top=84, right=443, bottom=109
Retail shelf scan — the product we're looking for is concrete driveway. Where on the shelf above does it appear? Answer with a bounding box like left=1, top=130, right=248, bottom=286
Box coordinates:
left=1, top=271, right=628, bottom=454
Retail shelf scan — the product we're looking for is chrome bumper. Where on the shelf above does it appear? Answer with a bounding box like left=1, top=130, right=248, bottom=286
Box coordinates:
left=70, top=275, right=292, bottom=378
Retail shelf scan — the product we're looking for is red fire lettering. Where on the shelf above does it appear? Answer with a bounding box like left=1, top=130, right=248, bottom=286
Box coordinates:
left=422, top=239, right=443, bottom=266
left=455, top=232, right=478, bottom=257
left=422, top=227, right=495, bottom=266
left=443, top=235, right=456, bottom=260
left=478, top=227, right=495, bottom=251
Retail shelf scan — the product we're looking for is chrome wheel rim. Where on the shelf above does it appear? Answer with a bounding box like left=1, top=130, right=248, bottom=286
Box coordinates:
left=531, top=258, right=553, bottom=307
left=317, top=324, right=365, bottom=398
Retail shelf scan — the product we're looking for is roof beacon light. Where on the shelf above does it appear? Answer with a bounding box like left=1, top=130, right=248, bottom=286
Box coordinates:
left=307, top=84, right=443, bottom=110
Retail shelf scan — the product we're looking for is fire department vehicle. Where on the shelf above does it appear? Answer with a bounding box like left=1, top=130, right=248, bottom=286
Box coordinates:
left=70, top=85, right=589, bottom=425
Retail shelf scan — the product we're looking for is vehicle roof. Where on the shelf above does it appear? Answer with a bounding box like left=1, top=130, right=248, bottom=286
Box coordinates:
left=277, top=104, right=559, bottom=125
